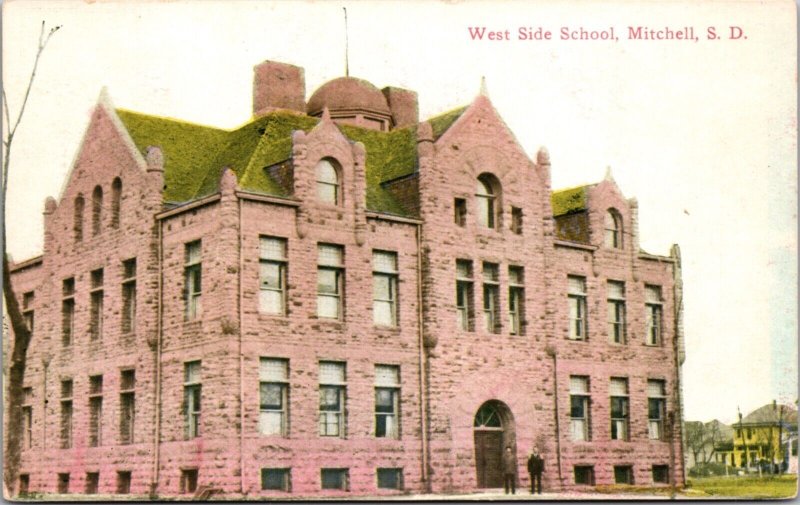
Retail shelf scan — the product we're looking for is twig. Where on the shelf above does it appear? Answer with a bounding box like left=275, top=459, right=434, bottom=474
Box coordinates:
left=2, top=21, right=61, bottom=202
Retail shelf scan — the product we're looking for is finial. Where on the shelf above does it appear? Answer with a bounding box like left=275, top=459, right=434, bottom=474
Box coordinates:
left=321, top=106, right=332, bottom=122
left=220, top=167, right=238, bottom=193
left=536, top=146, right=550, bottom=165
left=44, top=196, right=57, bottom=214
left=480, top=76, right=489, bottom=97
left=604, top=165, right=613, bottom=181
left=146, top=146, right=164, bottom=172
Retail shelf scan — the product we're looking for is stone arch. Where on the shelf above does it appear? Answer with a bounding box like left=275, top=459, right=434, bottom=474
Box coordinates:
left=476, top=172, right=502, bottom=229
left=604, top=207, right=623, bottom=249
left=315, top=157, right=343, bottom=206
left=111, top=177, right=122, bottom=229
left=91, top=185, right=103, bottom=236
left=473, top=399, right=516, bottom=488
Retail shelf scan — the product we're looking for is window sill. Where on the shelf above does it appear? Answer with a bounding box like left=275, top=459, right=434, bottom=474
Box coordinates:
left=311, top=317, right=345, bottom=331
left=374, top=325, right=401, bottom=334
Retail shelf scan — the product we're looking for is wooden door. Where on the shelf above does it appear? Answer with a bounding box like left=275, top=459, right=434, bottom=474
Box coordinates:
left=474, top=430, right=503, bottom=488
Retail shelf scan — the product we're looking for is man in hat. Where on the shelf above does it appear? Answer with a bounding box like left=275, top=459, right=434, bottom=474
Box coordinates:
left=502, top=445, right=517, bottom=494
left=527, top=446, right=544, bottom=494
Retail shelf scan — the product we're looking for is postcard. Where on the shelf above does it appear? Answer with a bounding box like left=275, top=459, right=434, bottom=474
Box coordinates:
left=2, top=0, right=796, bottom=500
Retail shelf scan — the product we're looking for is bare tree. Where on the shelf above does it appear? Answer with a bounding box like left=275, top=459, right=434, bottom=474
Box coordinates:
left=685, top=421, right=706, bottom=467
left=3, top=21, right=60, bottom=496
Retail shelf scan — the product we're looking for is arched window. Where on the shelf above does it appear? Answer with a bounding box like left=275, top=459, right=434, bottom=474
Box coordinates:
left=476, top=174, right=499, bottom=229
left=111, top=178, right=122, bottom=229
left=605, top=209, right=623, bottom=249
left=315, top=159, right=340, bottom=205
left=474, top=403, right=502, bottom=428
left=92, top=186, right=103, bottom=236
left=74, top=195, right=85, bottom=242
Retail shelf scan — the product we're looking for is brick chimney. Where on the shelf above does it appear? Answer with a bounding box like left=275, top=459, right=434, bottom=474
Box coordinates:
left=382, top=86, right=419, bottom=128
left=253, top=61, right=306, bottom=116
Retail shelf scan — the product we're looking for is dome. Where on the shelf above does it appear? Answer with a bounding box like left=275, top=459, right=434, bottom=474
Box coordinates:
left=307, top=77, right=391, bottom=116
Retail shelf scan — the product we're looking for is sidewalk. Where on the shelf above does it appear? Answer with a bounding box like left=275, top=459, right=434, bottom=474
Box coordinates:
left=382, top=489, right=684, bottom=501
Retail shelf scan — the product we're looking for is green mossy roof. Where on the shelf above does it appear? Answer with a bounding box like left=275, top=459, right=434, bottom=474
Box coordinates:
left=116, top=109, right=417, bottom=216
left=551, top=185, right=591, bottom=216
left=116, top=109, right=229, bottom=202
left=338, top=124, right=417, bottom=216
left=428, top=105, right=468, bottom=140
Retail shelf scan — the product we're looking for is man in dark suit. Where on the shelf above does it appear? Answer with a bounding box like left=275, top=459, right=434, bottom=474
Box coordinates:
left=527, top=446, right=544, bottom=494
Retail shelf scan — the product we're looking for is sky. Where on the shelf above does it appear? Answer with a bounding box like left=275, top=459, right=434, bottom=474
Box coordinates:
left=2, top=0, right=797, bottom=424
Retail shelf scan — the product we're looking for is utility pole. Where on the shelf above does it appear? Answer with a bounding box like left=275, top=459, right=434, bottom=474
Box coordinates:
left=738, top=407, right=749, bottom=474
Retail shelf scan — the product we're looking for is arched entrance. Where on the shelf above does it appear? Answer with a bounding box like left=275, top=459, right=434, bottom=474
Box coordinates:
left=473, top=400, right=515, bottom=488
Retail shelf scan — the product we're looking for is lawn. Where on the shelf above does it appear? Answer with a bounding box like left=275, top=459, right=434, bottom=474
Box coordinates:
left=686, top=474, right=798, bottom=499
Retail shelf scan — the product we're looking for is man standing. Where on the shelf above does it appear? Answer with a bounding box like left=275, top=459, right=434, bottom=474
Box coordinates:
left=502, top=446, right=517, bottom=494
left=527, top=446, right=544, bottom=494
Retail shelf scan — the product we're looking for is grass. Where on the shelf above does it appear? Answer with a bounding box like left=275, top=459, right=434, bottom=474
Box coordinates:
left=686, top=474, right=798, bottom=499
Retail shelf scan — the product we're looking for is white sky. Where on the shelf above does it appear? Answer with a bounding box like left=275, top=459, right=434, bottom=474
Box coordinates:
left=2, top=0, right=797, bottom=423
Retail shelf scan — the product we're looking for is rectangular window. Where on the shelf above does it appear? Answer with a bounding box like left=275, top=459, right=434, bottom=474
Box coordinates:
left=375, top=365, right=400, bottom=438
left=22, top=387, right=33, bottom=450
left=259, top=237, right=287, bottom=315
left=508, top=266, right=525, bottom=335
left=184, top=361, right=201, bottom=439
left=569, top=376, right=590, bottom=441
left=652, top=465, right=669, bottom=484
left=317, top=244, right=344, bottom=319
left=60, top=379, right=73, bottom=449
left=614, top=465, right=634, bottom=484
left=85, top=472, right=99, bottom=494
left=261, top=468, right=291, bottom=491
left=610, top=378, right=629, bottom=441
left=319, top=361, right=346, bottom=437
left=180, top=469, right=198, bottom=494
left=90, top=269, right=104, bottom=340
left=19, top=474, right=29, bottom=495
left=573, top=466, right=594, bottom=485
left=645, top=285, right=663, bottom=346
left=482, top=262, right=500, bottom=333
left=373, top=251, right=399, bottom=327
left=185, top=241, right=202, bottom=320
left=511, top=206, right=523, bottom=234
left=57, top=473, right=70, bottom=493
left=119, top=370, right=135, bottom=444
left=121, top=259, right=136, bottom=334
left=568, top=276, right=587, bottom=340
left=62, top=278, right=75, bottom=347
left=607, top=280, right=626, bottom=344
left=116, top=471, right=131, bottom=494
left=259, top=358, right=289, bottom=436
left=89, top=375, right=103, bottom=447
left=455, top=260, right=474, bottom=331
left=22, top=291, right=34, bottom=333
left=648, top=379, right=667, bottom=440
left=454, top=198, right=467, bottom=226
left=320, top=468, right=349, bottom=491
left=377, top=468, right=403, bottom=490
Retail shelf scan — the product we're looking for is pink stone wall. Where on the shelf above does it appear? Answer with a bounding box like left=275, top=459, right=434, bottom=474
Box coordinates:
left=7, top=79, right=684, bottom=498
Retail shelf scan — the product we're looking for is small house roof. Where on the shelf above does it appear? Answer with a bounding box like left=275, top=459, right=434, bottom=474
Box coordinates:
left=742, top=403, right=798, bottom=425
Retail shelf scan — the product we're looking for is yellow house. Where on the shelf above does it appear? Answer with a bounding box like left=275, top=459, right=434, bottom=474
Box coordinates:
left=715, top=403, right=797, bottom=470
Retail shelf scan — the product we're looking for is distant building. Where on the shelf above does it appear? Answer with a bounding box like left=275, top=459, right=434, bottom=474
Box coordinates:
left=714, top=403, right=798, bottom=471
left=7, top=60, right=686, bottom=497
left=684, top=419, right=733, bottom=471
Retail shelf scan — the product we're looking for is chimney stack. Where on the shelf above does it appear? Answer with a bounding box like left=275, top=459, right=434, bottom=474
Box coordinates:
left=382, top=86, right=419, bottom=128
left=253, top=61, right=306, bottom=116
